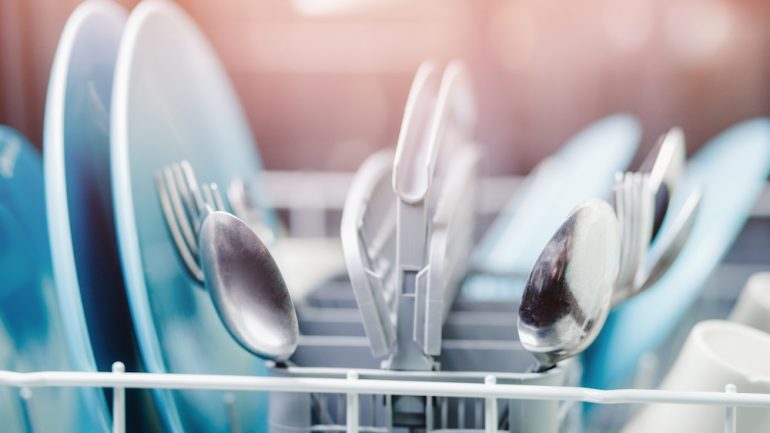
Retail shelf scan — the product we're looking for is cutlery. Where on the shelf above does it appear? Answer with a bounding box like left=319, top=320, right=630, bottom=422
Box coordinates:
left=159, top=162, right=331, bottom=421
left=227, top=177, right=277, bottom=245
left=196, top=199, right=335, bottom=425
left=612, top=172, right=654, bottom=302
left=156, top=160, right=300, bottom=362
left=631, top=187, right=701, bottom=295
left=200, top=211, right=299, bottom=362
left=583, top=117, right=770, bottom=391
left=518, top=199, right=620, bottom=371
left=640, top=128, right=686, bottom=241
left=470, top=114, right=640, bottom=282
left=155, top=161, right=226, bottom=284
left=609, top=127, right=694, bottom=307
left=610, top=183, right=701, bottom=307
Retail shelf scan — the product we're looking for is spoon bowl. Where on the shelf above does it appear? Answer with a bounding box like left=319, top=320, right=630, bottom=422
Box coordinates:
left=199, top=211, right=299, bottom=362
left=641, top=128, right=686, bottom=241
left=518, top=199, right=620, bottom=369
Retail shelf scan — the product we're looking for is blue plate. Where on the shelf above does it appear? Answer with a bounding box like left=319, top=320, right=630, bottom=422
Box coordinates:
left=111, top=1, right=274, bottom=432
left=43, top=2, right=161, bottom=431
left=583, top=118, right=770, bottom=390
left=0, top=126, right=109, bottom=432
left=464, top=114, right=641, bottom=299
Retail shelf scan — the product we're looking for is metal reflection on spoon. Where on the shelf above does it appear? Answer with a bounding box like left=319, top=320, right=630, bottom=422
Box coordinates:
left=518, top=199, right=620, bottom=370
left=640, top=128, right=686, bottom=241
left=199, top=210, right=299, bottom=362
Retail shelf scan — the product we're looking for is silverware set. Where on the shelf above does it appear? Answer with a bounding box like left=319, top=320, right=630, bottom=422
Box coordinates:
left=155, top=161, right=225, bottom=283
left=155, top=161, right=300, bottom=363
left=612, top=129, right=702, bottom=306
left=518, top=128, right=701, bottom=370
left=154, top=61, right=701, bottom=381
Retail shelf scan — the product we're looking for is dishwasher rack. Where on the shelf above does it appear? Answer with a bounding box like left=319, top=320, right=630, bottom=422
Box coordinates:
left=0, top=365, right=767, bottom=433
left=3, top=173, right=769, bottom=433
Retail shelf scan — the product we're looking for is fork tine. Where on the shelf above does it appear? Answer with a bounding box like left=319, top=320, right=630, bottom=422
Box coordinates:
left=155, top=170, right=204, bottom=283
left=180, top=161, right=205, bottom=212
left=633, top=173, right=654, bottom=287
left=210, top=183, right=226, bottom=211
left=201, top=183, right=215, bottom=210
left=626, top=173, right=639, bottom=276
left=170, top=163, right=198, bottom=218
left=172, top=163, right=198, bottom=226
left=196, top=183, right=216, bottom=232
left=628, top=174, right=641, bottom=283
left=620, top=172, right=634, bottom=287
left=616, top=173, right=627, bottom=283
left=638, top=174, right=653, bottom=258
left=164, top=166, right=199, bottom=257
left=630, top=173, right=647, bottom=283
left=624, top=174, right=634, bottom=284
left=641, top=173, right=654, bottom=244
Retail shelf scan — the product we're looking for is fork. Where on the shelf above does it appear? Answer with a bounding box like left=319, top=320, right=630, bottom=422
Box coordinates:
left=155, top=160, right=227, bottom=283
left=614, top=171, right=654, bottom=294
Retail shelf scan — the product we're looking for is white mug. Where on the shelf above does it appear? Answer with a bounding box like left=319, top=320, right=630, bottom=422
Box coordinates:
left=623, top=320, right=770, bottom=433
left=729, top=272, right=770, bottom=333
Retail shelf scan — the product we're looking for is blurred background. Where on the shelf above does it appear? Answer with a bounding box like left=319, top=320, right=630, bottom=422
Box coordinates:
left=1, top=0, right=769, bottom=175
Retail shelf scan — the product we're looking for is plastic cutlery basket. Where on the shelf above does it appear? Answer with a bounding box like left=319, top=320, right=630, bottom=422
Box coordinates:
left=273, top=279, right=580, bottom=433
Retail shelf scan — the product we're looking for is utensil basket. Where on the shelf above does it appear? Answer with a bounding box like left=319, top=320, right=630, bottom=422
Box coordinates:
left=278, top=269, right=580, bottom=433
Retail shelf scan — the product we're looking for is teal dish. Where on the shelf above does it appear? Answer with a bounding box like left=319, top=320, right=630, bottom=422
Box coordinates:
left=111, top=1, right=275, bottom=432
left=43, top=1, right=160, bottom=431
left=583, top=118, right=770, bottom=390
left=0, top=126, right=109, bottom=432
left=465, top=114, right=641, bottom=299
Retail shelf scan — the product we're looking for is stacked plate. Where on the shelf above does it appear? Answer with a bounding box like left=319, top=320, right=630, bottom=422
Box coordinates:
left=0, top=126, right=108, bottom=432
left=111, top=1, right=274, bottom=431
left=2, top=0, right=276, bottom=432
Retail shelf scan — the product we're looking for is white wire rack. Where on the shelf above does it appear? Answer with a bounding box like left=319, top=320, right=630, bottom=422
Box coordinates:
left=4, top=173, right=769, bottom=433
left=1, top=362, right=768, bottom=433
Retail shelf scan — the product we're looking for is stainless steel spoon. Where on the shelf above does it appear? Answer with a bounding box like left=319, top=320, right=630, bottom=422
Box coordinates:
left=518, top=199, right=620, bottom=371
left=199, top=211, right=335, bottom=424
left=634, top=187, right=702, bottom=293
left=640, top=128, right=686, bottom=241
left=199, top=210, right=299, bottom=362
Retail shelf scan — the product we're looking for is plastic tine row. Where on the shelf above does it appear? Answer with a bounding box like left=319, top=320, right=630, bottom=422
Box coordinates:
left=342, top=59, right=480, bottom=370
